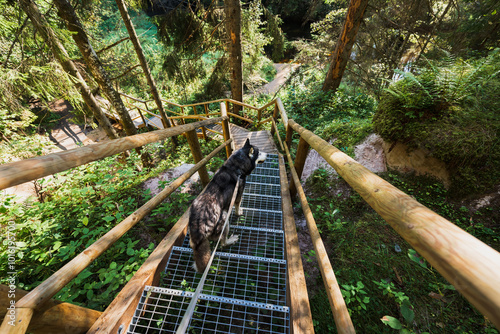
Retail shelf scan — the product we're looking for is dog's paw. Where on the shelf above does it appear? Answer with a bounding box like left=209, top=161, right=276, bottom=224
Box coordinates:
left=224, top=234, right=239, bottom=246
left=235, top=206, right=244, bottom=216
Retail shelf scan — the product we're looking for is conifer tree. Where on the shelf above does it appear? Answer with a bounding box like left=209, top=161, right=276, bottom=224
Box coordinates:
left=18, top=0, right=119, bottom=140
left=53, top=0, right=151, bottom=166
left=322, top=0, right=369, bottom=92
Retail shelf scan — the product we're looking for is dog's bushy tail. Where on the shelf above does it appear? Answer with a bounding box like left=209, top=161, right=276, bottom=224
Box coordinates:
left=191, top=238, right=211, bottom=273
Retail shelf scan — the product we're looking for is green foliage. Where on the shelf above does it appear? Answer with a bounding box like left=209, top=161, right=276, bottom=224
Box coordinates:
left=0, top=62, right=87, bottom=137
left=282, top=74, right=376, bottom=156
left=0, top=142, right=198, bottom=310
left=341, top=281, right=371, bottom=313
left=374, top=50, right=500, bottom=197
left=0, top=132, right=56, bottom=164
left=304, top=169, right=499, bottom=333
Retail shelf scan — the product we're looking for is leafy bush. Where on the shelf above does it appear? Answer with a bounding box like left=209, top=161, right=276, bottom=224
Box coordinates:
left=0, top=142, right=197, bottom=310
left=282, top=78, right=376, bottom=156
left=374, top=49, right=500, bottom=197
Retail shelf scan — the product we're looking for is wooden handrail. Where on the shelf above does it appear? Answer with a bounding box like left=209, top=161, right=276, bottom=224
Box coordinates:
left=272, top=121, right=355, bottom=333
left=276, top=97, right=288, bottom=128
left=0, top=117, right=226, bottom=190
left=287, top=119, right=500, bottom=329
left=227, top=111, right=253, bottom=123
left=278, top=153, right=315, bottom=333
left=1, top=140, right=232, bottom=334
left=257, top=99, right=277, bottom=112
left=119, top=92, right=152, bottom=104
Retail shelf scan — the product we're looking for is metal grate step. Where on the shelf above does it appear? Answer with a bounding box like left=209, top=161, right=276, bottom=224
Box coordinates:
left=126, top=148, right=287, bottom=333
left=248, top=174, right=281, bottom=185
left=128, top=286, right=289, bottom=334
left=240, top=193, right=282, bottom=212
left=229, top=207, right=283, bottom=230
left=182, top=226, right=285, bottom=259
left=245, top=181, right=281, bottom=197
left=162, top=247, right=287, bottom=305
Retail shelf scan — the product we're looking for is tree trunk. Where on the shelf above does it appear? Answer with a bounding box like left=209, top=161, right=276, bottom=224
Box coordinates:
left=224, top=0, right=243, bottom=116
left=115, top=0, right=178, bottom=147
left=322, top=0, right=369, bottom=92
left=18, top=0, right=118, bottom=140
left=415, top=0, right=454, bottom=63
left=53, top=0, right=151, bottom=166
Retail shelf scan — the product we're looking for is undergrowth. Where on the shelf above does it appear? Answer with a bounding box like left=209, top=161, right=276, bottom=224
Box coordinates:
left=374, top=49, right=500, bottom=198
left=282, top=70, right=376, bottom=156
left=303, top=168, right=499, bottom=333
left=0, top=134, right=225, bottom=311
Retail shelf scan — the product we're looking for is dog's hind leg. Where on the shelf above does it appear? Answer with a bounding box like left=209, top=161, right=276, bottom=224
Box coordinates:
left=234, top=178, right=246, bottom=216
left=220, top=210, right=239, bottom=247
left=190, top=236, right=211, bottom=273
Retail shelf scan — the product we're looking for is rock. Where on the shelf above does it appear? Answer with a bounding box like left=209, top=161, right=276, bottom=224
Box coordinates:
left=301, top=140, right=338, bottom=182
left=382, top=141, right=450, bottom=186
left=355, top=134, right=387, bottom=173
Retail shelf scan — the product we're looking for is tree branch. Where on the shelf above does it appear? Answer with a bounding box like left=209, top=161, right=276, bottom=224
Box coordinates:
left=109, top=64, right=141, bottom=81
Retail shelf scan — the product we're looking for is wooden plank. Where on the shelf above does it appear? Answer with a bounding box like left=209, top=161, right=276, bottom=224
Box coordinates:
left=0, top=307, right=33, bottom=334
left=288, top=119, right=500, bottom=329
left=0, top=117, right=226, bottom=191
left=283, top=143, right=355, bottom=334
left=147, top=116, right=164, bottom=129
left=278, top=153, right=315, bottom=334
left=0, top=285, right=101, bottom=334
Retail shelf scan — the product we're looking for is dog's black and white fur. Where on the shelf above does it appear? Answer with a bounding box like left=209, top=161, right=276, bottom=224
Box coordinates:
left=189, top=139, right=267, bottom=273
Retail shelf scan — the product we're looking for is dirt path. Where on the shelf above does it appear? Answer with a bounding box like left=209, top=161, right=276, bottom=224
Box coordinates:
left=2, top=100, right=110, bottom=201
left=252, top=63, right=299, bottom=96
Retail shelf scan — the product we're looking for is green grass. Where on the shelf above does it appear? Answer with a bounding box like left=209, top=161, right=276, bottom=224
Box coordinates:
left=303, top=169, right=499, bottom=333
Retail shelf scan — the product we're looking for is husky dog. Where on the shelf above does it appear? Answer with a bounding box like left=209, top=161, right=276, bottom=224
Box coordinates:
left=189, top=139, right=267, bottom=273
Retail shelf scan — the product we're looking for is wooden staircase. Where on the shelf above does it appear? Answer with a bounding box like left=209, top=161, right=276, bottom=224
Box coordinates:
left=126, top=128, right=291, bottom=333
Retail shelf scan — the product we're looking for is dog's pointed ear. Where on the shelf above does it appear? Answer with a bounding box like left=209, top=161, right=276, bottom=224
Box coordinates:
left=244, top=139, right=251, bottom=148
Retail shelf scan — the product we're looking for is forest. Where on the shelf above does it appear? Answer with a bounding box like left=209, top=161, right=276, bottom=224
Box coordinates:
left=0, top=0, right=499, bottom=332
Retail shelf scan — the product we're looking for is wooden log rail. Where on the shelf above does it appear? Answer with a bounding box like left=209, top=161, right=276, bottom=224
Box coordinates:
left=117, top=94, right=289, bottom=139
left=0, top=139, right=232, bottom=334
left=286, top=118, right=500, bottom=329
left=272, top=120, right=355, bottom=334
left=0, top=117, right=226, bottom=191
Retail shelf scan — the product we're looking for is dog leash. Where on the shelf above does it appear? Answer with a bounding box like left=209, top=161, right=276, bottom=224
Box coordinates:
left=175, top=177, right=241, bottom=334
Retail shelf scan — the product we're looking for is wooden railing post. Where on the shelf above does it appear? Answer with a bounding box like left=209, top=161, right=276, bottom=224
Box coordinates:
left=221, top=102, right=233, bottom=158
left=270, top=103, right=279, bottom=136
left=186, top=129, right=210, bottom=187
left=137, top=106, right=147, bottom=128
left=289, top=136, right=310, bottom=198
left=203, top=104, right=210, bottom=141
